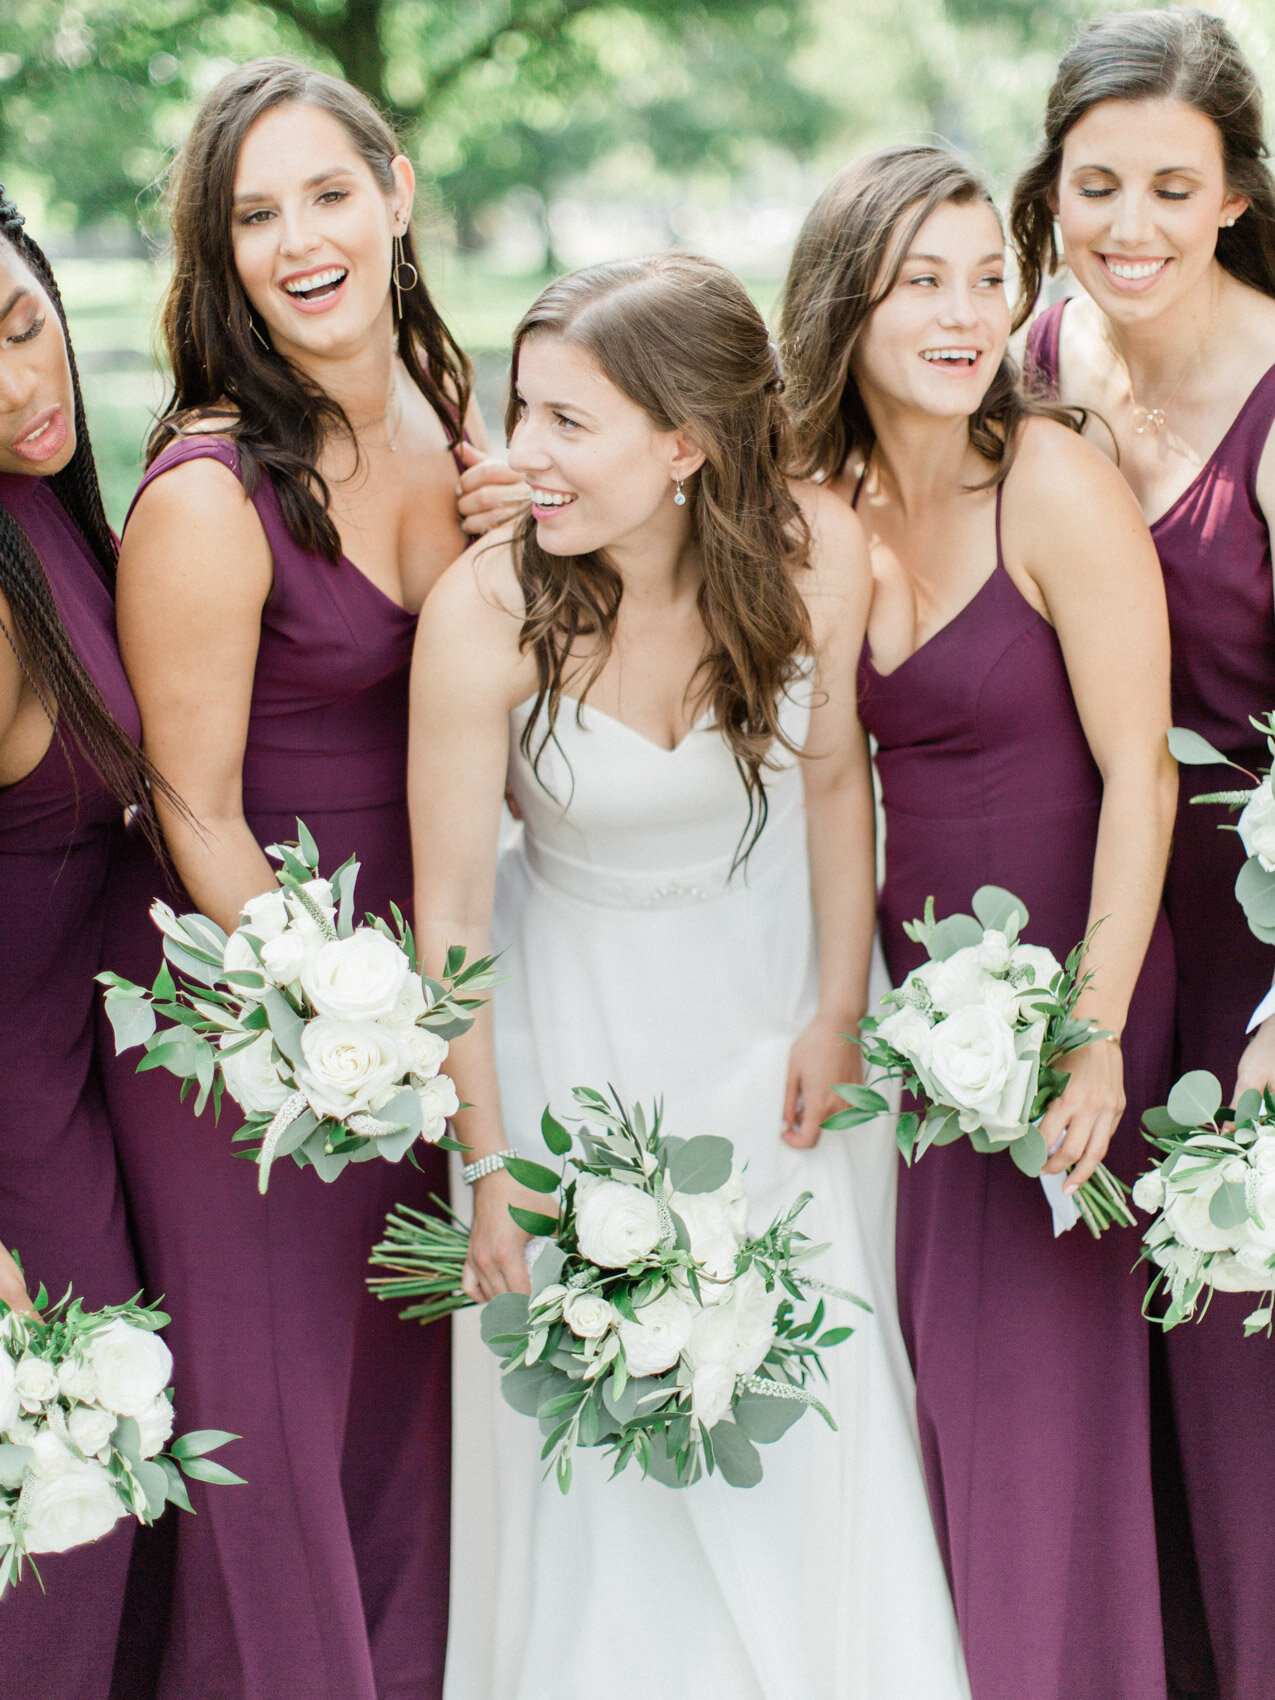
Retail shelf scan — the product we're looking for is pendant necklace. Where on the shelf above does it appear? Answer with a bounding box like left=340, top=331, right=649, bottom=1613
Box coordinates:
left=1119, top=299, right=1220, bottom=437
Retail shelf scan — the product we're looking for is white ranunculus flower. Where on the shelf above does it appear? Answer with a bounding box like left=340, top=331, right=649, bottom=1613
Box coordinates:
left=135, top=1393, right=175, bottom=1459
left=56, top=1357, right=98, bottom=1405
left=300, top=930, right=409, bottom=1023
left=258, top=920, right=325, bottom=989
left=22, top=1450, right=125, bottom=1555
left=562, top=1290, right=614, bottom=1339
left=0, top=1353, right=18, bottom=1432
left=976, top=929, right=1011, bottom=973
left=1010, top=943, right=1062, bottom=990
left=238, top=888, right=290, bottom=943
left=928, top=1004, right=1018, bottom=1125
left=617, top=1289, right=695, bottom=1377
left=385, top=975, right=428, bottom=1031
left=575, top=1180, right=664, bottom=1269
left=295, top=1017, right=410, bottom=1120
left=406, top=1028, right=449, bottom=1082
left=84, top=1321, right=173, bottom=1418
left=218, top=1030, right=290, bottom=1117
left=66, top=1403, right=116, bottom=1460
left=875, top=1005, right=935, bottom=1068
left=683, top=1264, right=779, bottom=1378
left=668, top=1188, right=746, bottom=1283
left=1163, top=1168, right=1248, bottom=1256
left=1132, top=1170, right=1166, bottom=1215
left=417, top=1074, right=459, bottom=1141
left=980, top=974, right=1021, bottom=1025
left=920, top=948, right=988, bottom=1016
left=14, top=1355, right=58, bottom=1411
left=690, top=1363, right=737, bottom=1430
left=1238, top=779, right=1275, bottom=873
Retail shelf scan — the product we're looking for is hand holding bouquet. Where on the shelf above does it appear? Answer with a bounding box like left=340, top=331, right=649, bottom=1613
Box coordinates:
left=1135, top=1070, right=1275, bottom=1335
left=0, top=1280, right=239, bottom=1592
left=823, top=885, right=1134, bottom=1238
left=99, top=823, right=497, bottom=1193
left=369, top=1088, right=867, bottom=1492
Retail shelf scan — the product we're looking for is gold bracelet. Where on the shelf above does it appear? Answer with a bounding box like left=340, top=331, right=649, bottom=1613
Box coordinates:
left=1087, top=1022, right=1122, bottom=1046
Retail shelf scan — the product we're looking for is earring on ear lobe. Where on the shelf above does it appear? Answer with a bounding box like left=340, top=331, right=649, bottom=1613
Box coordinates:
left=392, top=233, right=419, bottom=323
left=1224, top=216, right=1237, bottom=228
left=673, top=479, right=686, bottom=507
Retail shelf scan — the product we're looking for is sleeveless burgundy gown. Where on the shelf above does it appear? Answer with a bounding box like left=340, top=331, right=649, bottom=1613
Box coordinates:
left=1032, top=299, right=1275, bottom=1700
left=856, top=482, right=1174, bottom=1700
left=97, top=437, right=451, bottom=1700
left=0, top=474, right=141, bottom=1696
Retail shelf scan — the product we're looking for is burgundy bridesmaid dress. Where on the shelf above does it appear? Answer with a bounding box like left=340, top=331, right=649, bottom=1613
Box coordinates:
left=98, top=437, right=450, bottom=1700
left=1032, top=300, right=1275, bottom=1700
left=857, top=483, right=1174, bottom=1700
left=0, top=474, right=141, bottom=1696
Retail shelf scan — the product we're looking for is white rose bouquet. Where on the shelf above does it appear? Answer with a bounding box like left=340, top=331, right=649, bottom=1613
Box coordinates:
left=98, top=823, right=497, bottom=1194
left=0, top=1277, right=239, bottom=1593
left=368, top=1088, right=867, bottom=1492
left=1134, top=1070, right=1275, bottom=1336
left=1167, top=715, right=1275, bottom=946
left=823, top=885, right=1134, bottom=1238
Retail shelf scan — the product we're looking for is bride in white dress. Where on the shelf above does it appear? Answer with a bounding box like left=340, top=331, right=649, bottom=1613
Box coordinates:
left=408, top=253, right=969, bottom=1700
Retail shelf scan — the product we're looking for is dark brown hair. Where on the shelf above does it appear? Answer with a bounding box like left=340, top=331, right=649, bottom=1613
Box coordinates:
left=508, top=254, right=812, bottom=849
left=150, top=57, right=471, bottom=563
left=779, top=145, right=1069, bottom=487
left=0, top=191, right=174, bottom=853
left=1010, top=8, right=1275, bottom=328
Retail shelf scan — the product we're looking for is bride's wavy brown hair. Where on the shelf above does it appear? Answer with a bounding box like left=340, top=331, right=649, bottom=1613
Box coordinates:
left=508, top=254, right=812, bottom=850
left=780, top=145, right=1080, bottom=486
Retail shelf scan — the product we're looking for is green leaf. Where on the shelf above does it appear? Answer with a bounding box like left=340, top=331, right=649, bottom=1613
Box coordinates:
left=668, top=1135, right=734, bottom=1195
left=500, top=1361, right=567, bottom=1417
left=162, top=936, right=223, bottom=989
left=0, top=1443, right=32, bottom=1489
left=113, top=1417, right=142, bottom=1469
left=1234, top=1088, right=1263, bottom=1125
left=508, top=1206, right=558, bottom=1236
left=971, top=885, right=1029, bottom=935
left=601, top=1373, right=661, bottom=1425
left=169, top=1429, right=240, bottom=1461
left=1209, top=1179, right=1249, bottom=1231
left=732, top=1386, right=806, bottom=1444
left=295, top=818, right=320, bottom=867
left=103, top=993, right=156, bottom=1055
left=927, top=913, right=983, bottom=960
left=540, top=1109, right=572, bottom=1157
left=817, top=1326, right=854, bottom=1347
left=178, top=1455, right=247, bottom=1487
left=829, top=1083, right=889, bottom=1115
left=530, top=1243, right=567, bottom=1298
left=1167, top=726, right=1229, bottom=766
left=1009, top=1125, right=1048, bottom=1177
left=480, top=1291, right=530, bottom=1348
left=158, top=1456, right=194, bottom=1514
left=706, top=1419, right=763, bottom=1488
left=504, top=1157, right=561, bottom=1194
left=1142, top=1106, right=1188, bottom=1138
left=1236, top=856, right=1275, bottom=929
left=1167, top=1070, right=1224, bottom=1129
left=133, top=1459, right=170, bottom=1519
left=260, top=989, right=305, bottom=1069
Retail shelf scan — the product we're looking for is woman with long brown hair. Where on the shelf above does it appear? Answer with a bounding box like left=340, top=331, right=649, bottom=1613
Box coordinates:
left=0, top=189, right=165, bottom=1695
left=1012, top=12, right=1275, bottom=1695
left=409, top=253, right=968, bottom=1698
left=96, top=58, right=487, bottom=1698
left=780, top=144, right=1176, bottom=1699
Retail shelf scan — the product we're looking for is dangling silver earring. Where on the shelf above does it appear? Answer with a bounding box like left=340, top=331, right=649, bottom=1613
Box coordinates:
left=673, top=479, right=686, bottom=506
left=392, top=232, right=419, bottom=323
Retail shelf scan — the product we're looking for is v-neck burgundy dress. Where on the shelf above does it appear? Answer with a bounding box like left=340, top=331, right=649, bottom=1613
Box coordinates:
left=1032, top=299, right=1275, bottom=1700
left=0, top=474, right=141, bottom=1697
left=856, top=482, right=1174, bottom=1700
left=97, top=437, right=450, bottom=1700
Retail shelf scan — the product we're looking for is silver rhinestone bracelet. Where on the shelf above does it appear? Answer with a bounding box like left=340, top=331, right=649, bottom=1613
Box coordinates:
left=461, top=1148, right=518, bottom=1186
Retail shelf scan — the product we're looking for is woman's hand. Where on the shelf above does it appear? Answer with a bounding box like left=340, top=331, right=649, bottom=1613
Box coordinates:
left=455, top=443, right=529, bottom=537
left=1039, top=1036, right=1125, bottom=1193
left=1235, top=1013, right=1275, bottom=1104
left=0, top=1244, right=35, bottom=1317
left=462, top=1169, right=538, bottom=1301
left=782, top=1014, right=862, bottom=1149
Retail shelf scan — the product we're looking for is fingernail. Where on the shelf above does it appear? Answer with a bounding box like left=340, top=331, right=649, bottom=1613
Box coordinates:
left=455, top=483, right=462, bottom=496
left=1063, top=1183, right=1077, bottom=1196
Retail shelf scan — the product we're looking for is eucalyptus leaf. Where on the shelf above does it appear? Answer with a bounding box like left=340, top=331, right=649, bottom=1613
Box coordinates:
left=134, top=1459, right=171, bottom=1518
left=1236, top=857, right=1275, bottom=927
left=500, top=1361, right=567, bottom=1418
left=971, top=885, right=1029, bottom=935
left=530, top=1243, right=567, bottom=1298
left=706, top=1419, right=763, bottom=1488
left=668, top=1135, right=733, bottom=1195
left=966, top=1125, right=996, bottom=1154
left=602, top=1373, right=662, bottom=1425
left=1166, top=1070, right=1224, bottom=1129
left=103, top=993, right=156, bottom=1056
left=158, top=1455, right=193, bottom=1513
left=0, top=1443, right=31, bottom=1489
left=733, top=1387, right=806, bottom=1444
left=261, top=990, right=305, bottom=1069
left=113, top=1417, right=142, bottom=1470
left=926, top=913, right=983, bottom=961
left=1209, top=1179, right=1249, bottom=1231
left=1235, top=1088, right=1263, bottom=1125
left=644, top=1437, right=699, bottom=1489
left=1009, top=1125, right=1048, bottom=1177
left=1142, top=1106, right=1188, bottom=1138
left=1167, top=726, right=1229, bottom=766
left=306, top=1145, right=352, bottom=1183
left=480, top=1291, right=530, bottom=1347
left=371, top=1125, right=420, bottom=1163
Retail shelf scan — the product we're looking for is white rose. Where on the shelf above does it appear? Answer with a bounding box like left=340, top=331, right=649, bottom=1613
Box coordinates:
left=56, top=1357, right=98, bottom=1405
left=406, top=1028, right=449, bottom=1081
left=295, top=1017, right=410, bottom=1120
left=417, top=1074, right=459, bottom=1141
left=1009, top=943, right=1062, bottom=989
left=135, top=1394, right=175, bottom=1460
left=218, top=1030, right=290, bottom=1116
left=668, top=1189, right=745, bottom=1283
left=928, top=1004, right=1018, bottom=1122
left=1132, top=1170, right=1166, bottom=1215
left=1238, top=780, right=1275, bottom=873
left=976, top=930, right=1011, bottom=973
left=300, top=930, right=409, bottom=1023
left=22, top=1452, right=125, bottom=1555
left=876, top=1004, right=935, bottom=1068
left=1163, top=1169, right=1247, bottom=1256
left=690, top=1363, right=737, bottom=1430
left=683, top=1265, right=778, bottom=1378
left=84, top=1321, right=173, bottom=1418
left=66, top=1403, right=116, bottom=1460
left=258, top=921, right=325, bottom=989
left=0, top=1353, right=18, bottom=1432
left=14, top=1355, right=58, bottom=1411
left=617, top=1289, right=695, bottom=1377
left=238, top=888, right=290, bottom=943
left=920, top=948, right=988, bottom=1016
left=385, top=975, right=428, bottom=1031
left=4, top=1414, right=37, bottom=1446
left=575, top=1180, right=664, bottom=1269
left=562, top=1290, right=614, bottom=1339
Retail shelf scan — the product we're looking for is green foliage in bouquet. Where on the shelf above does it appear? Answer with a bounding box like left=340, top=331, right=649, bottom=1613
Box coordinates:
left=369, top=1089, right=867, bottom=1492
left=1169, top=716, right=1275, bottom=945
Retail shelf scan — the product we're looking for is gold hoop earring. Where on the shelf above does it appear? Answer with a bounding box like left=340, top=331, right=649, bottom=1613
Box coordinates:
left=250, top=319, right=271, bottom=351
left=392, top=234, right=419, bottom=323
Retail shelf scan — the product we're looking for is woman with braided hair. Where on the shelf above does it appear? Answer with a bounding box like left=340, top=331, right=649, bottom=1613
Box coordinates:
left=0, top=189, right=166, bottom=1693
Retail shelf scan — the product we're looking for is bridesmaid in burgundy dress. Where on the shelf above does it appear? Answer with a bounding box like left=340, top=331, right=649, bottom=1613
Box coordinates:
left=779, top=146, right=1177, bottom=1700
left=1013, top=13, right=1275, bottom=1696
left=96, top=62, right=492, bottom=1700
left=0, top=193, right=169, bottom=1695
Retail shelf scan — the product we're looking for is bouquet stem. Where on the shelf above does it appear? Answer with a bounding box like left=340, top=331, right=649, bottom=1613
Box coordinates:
left=368, top=1201, right=473, bottom=1324
left=1071, top=1162, right=1136, bottom=1239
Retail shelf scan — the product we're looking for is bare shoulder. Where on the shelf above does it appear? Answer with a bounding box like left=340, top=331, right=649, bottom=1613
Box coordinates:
left=1008, top=415, right=1137, bottom=521
left=787, top=477, right=870, bottom=598
left=124, top=448, right=256, bottom=543
left=415, top=523, right=532, bottom=700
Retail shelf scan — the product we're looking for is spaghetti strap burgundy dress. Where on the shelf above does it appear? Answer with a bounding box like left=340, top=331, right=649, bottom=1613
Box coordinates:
left=1032, top=299, right=1275, bottom=1700
left=856, top=482, right=1174, bottom=1700
left=0, top=473, right=141, bottom=1697
left=97, top=437, right=451, bottom=1700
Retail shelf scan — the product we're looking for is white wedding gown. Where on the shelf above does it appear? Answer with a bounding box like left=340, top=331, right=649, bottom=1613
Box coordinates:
left=445, top=686, right=969, bottom=1700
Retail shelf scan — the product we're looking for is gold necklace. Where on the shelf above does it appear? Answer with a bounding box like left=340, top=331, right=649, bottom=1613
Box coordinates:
left=1118, top=301, right=1220, bottom=437
left=355, top=387, right=404, bottom=453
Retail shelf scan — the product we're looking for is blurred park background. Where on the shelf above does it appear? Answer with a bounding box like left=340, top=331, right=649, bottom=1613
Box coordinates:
left=2, top=0, right=1271, bottom=523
